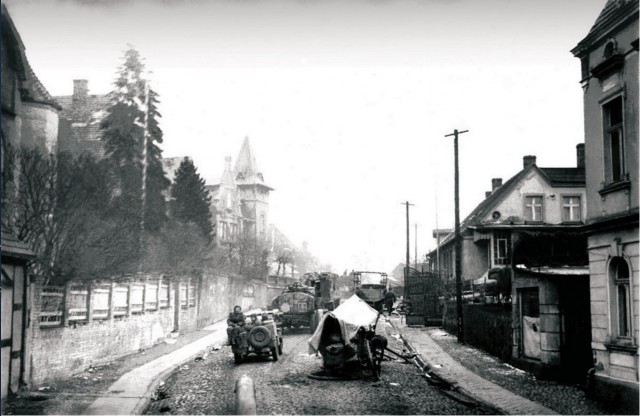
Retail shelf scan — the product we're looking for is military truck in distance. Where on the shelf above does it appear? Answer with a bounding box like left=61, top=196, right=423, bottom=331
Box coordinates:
left=271, top=282, right=323, bottom=331
left=353, top=271, right=389, bottom=312
left=305, top=272, right=342, bottom=311
left=270, top=272, right=341, bottom=332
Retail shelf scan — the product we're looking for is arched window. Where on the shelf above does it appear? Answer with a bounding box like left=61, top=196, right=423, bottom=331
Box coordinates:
left=603, top=40, right=617, bottom=59
left=610, top=257, right=631, bottom=338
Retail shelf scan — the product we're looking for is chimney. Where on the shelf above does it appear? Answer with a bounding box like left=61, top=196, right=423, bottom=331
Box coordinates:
left=485, top=191, right=492, bottom=198
left=523, top=155, right=537, bottom=168
left=72, top=79, right=88, bottom=105
left=491, top=178, right=502, bottom=191
left=576, top=143, right=585, bottom=168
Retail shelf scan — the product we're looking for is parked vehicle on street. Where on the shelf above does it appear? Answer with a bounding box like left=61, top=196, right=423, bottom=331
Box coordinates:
left=271, top=282, right=324, bottom=331
left=353, top=271, right=389, bottom=312
left=230, top=311, right=284, bottom=364
left=304, top=272, right=342, bottom=311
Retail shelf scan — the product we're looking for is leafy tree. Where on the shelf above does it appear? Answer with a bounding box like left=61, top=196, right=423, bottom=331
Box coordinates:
left=101, top=47, right=169, bottom=239
left=170, top=157, right=213, bottom=240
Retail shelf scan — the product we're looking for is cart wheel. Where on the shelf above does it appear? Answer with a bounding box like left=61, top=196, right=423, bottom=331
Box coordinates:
left=371, top=343, right=384, bottom=380
left=364, top=341, right=380, bottom=381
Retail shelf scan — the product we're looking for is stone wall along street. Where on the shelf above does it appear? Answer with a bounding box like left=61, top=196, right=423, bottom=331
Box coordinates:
left=29, top=273, right=271, bottom=386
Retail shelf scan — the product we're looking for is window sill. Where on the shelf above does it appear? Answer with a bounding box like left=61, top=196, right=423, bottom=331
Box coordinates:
left=599, top=180, right=631, bottom=196
left=605, top=339, right=637, bottom=354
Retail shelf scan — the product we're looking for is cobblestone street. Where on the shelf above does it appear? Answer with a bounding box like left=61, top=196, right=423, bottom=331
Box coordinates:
left=145, top=320, right=487, bottom=415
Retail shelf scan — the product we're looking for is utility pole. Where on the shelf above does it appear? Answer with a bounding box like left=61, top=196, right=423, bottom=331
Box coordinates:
left=445, top=128, right=468, bottom=343
left=402, top=202, right=414, bottom=269
left=402, top=201, right=414, bottom=302
left=414, top=223, right=418, bottom=270
left=435, top=185, right=440, bottom=274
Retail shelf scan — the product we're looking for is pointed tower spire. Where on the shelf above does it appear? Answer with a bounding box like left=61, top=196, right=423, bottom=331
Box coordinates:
left=234, top=136, right=257, bottom=176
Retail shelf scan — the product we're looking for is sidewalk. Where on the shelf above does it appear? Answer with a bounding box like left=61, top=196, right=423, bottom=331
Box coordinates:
left=389, top=316, right=557, bottom=415
left=84, top=319, right=230, bottom=415
left=83, top=308, right=265, bottom=415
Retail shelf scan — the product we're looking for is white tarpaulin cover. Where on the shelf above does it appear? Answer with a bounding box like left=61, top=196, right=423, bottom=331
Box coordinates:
left=308, top=294, right=380, bottom=353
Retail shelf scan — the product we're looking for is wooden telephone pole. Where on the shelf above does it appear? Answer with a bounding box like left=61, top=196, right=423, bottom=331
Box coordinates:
left=445, top=128, right=468, bottom=343
left=402, top=201, right=415, bottom=269
left=414, top=223, right=418, bottom=270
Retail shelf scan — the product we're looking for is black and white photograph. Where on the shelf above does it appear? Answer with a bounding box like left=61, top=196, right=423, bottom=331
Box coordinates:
left=1, top=0, right=638, bottom=414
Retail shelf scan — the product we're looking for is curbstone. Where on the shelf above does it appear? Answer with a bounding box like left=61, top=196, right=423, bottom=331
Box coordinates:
left=389, top=319, right=505, bottom=415
left=389, top=319, right=557, bottom=415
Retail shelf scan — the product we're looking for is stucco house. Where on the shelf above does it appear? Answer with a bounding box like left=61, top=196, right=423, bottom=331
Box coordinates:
left=429, top=150, right=590, bottom=380
left=571, top=0, right=639, bottom=412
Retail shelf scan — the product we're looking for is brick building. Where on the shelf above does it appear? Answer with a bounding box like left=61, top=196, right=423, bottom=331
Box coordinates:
left=54, top=80, right=111, bottom=158
left=571, top=0, right=639, bottom=412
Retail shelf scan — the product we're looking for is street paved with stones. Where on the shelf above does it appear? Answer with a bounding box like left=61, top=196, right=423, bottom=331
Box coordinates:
left=145, top=319, right=487, bottom=415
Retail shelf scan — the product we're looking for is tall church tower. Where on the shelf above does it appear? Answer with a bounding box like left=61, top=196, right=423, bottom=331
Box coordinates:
left=234, top=137, right=273, bottom=237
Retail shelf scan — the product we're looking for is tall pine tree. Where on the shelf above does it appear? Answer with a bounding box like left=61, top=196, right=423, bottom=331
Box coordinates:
left=101, top=47, right=169, bottom=238
left=170, top=157, right=213, bottom=241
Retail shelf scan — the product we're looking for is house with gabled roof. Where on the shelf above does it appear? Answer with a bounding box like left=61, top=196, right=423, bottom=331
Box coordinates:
left=428, top=148, right=591, bottom=381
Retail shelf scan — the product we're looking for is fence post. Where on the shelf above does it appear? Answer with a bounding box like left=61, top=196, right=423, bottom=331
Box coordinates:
left=173, top=279, right=181, bottom=333
left=109, top=282, right=116, bottom=322
left=63, top=281, right=71, bottom=327
left=157, top=276, right=162, bottom=311
left=141, top=276, right=147, bottom=314
left=127, top=281, right=133, bottom=317
left=86, top=283, right=94, bottom=323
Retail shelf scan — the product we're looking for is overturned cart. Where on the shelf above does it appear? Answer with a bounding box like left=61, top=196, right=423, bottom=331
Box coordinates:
left=308, top=295, right=389, bottom=380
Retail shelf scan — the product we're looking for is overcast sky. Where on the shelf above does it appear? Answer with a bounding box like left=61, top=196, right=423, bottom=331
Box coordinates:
left=6, top=0, right=605, bottom=273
